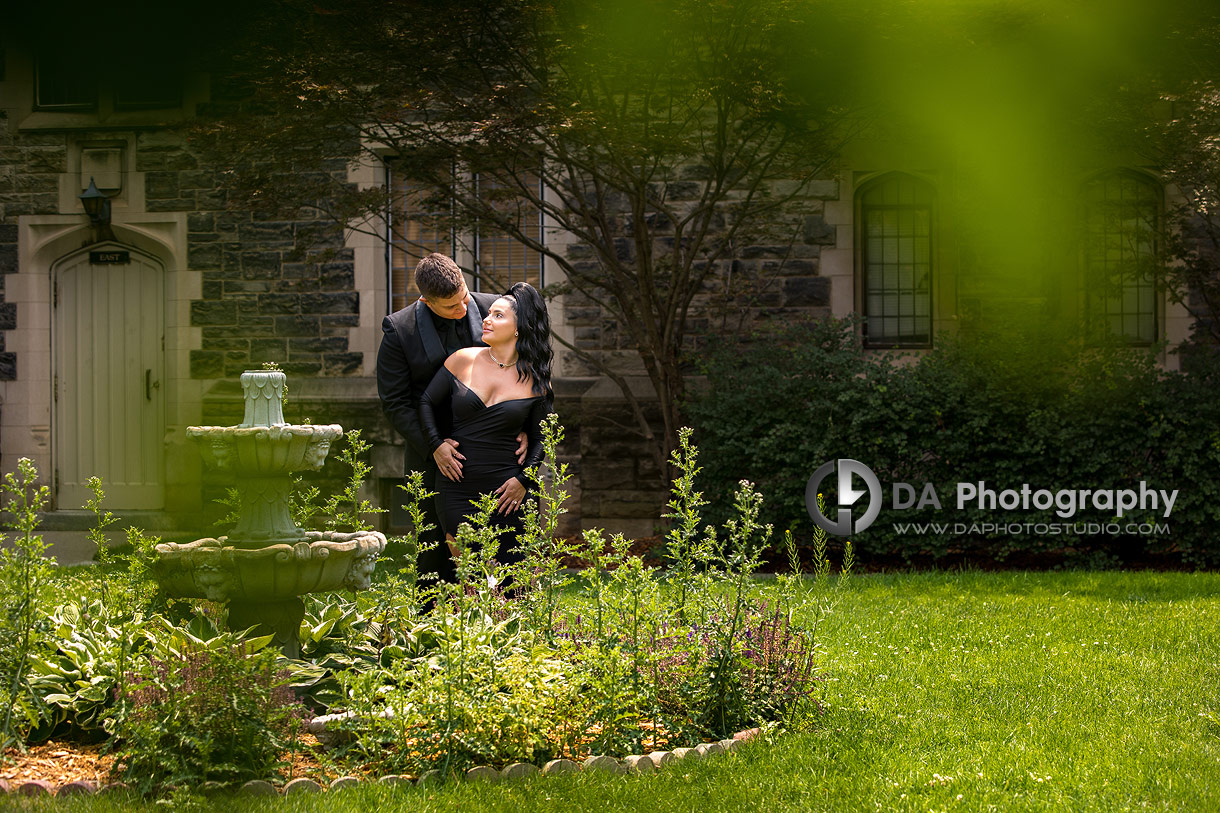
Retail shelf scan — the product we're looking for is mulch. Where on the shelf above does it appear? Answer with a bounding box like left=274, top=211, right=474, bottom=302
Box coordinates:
left=1, top=734, right=339, bottom=792
left=1, top=741, right=116, bottom=788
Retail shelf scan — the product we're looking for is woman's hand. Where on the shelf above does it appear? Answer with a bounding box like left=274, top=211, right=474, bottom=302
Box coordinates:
left=494, top=477, right=527, bottom=514
left=432, top=439, right=465, bottom=481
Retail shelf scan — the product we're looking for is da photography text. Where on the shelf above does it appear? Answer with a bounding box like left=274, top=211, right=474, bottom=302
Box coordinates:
left=806, top=458, right=1179, bottom=537
left=895, top=480, right=1178, bottom=519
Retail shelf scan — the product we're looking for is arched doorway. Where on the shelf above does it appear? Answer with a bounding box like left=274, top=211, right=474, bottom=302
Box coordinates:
left=53, top=242, right=165, bottom=509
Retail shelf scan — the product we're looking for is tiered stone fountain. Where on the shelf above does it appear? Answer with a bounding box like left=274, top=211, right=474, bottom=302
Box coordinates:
left=154, top=370, right=386, bottom=657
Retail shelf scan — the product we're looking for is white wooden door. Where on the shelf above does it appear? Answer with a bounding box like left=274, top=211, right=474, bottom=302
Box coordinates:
left=53, top=245, right=165, bottom=509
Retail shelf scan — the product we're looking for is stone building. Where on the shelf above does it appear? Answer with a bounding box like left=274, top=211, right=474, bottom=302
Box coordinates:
left=0, top=22, right=1194, bottom=545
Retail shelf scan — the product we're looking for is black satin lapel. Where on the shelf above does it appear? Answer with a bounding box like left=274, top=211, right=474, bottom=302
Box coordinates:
left=465, top=297, right=488, bottom=347
left=416, top=300, right=446, bottom=368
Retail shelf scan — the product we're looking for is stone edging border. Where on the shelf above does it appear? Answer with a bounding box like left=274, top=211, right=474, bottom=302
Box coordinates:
left=0, top=728, right=761, bottom=798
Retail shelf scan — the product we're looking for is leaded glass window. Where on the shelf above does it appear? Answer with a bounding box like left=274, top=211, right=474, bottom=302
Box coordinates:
left=860, top=174, right=934, bottom=347
left=1082, top=172, right=1159, bottom=345
left=387, top=169, right=544, bottom=314
left=388, top=169, right=456, bottom=313
left=474, top=174, right=544, bottom=293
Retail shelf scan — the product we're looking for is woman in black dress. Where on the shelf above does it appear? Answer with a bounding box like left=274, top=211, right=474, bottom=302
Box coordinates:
left=418, top=282, right=553, bottom=564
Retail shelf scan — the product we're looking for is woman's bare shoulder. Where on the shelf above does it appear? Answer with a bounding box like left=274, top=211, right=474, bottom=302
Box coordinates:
left=443, top=347, right=480, bottom=374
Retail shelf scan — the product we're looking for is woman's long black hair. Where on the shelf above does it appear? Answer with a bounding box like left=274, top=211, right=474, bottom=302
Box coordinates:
left=504, top=282, right=553, bottom=401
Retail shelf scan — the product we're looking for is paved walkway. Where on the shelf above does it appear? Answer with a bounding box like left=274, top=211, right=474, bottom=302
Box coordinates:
left=0, top=531, right=127, bottom=566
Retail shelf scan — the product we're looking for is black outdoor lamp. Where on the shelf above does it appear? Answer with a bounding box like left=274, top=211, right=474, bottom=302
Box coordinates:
left=79, top=177, right=111, bottom=226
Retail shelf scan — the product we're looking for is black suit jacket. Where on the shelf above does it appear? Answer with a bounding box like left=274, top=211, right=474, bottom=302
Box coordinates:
left=377, top=291, right=501, bottom=472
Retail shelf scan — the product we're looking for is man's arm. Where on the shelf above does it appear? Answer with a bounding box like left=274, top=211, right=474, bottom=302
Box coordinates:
left=376, top=314, right=430, bottom=456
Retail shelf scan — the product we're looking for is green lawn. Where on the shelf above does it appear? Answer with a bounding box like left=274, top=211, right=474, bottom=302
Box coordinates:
left=54, top=570, right=1220, bottom=812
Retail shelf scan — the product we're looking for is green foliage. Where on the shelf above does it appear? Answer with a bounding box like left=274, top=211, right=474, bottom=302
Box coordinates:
left=87, top=478, right=161, bottom=614
left=211, top=486, right=242, bottom=536
left=289, top=475, right=322, bottom=530
left=1147, top=78, right=1220, bottom=351
left=373, top=470, right=438, bottom=612
left=310, top=424, right=827, bottom=773
left=110, top=636, right=307, bottom=794
left=395, top=470, right=436, bottom=557
left=0, top=420, right=830, bottom=786
left=663, top=427, right=717, bottom=623
left=508, top=413, right=580, bottom=639
left=321, top=429, right=386, bottom=532
left=27, top=593, right=132, bottom=741
left=8, top=476, right=172, bottom=747
left=686, top=317, right=1220, bottom=566
left=337, top=605, right=585, bottom=777
left=84, top=476, right=118, bottom=566
left=0, top=458, right=53, bottom=755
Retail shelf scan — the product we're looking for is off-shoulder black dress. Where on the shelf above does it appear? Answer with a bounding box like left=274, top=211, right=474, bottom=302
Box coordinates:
left=418, top=367, right=550, bottom=562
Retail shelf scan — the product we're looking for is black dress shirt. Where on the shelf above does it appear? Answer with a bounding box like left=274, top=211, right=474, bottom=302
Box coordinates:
left=430, top=307, right=472, bottom=355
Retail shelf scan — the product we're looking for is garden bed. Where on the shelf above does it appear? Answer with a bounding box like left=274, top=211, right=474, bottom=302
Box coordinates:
left=0, top=426, right=836, bottom=799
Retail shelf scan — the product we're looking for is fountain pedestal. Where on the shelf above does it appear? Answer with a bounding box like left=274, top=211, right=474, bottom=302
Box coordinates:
left=154, top=370, right=386, bottom=657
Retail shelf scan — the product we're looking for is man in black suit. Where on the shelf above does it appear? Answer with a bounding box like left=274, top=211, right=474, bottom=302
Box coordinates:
left=377, top=253, right=519, bottom=584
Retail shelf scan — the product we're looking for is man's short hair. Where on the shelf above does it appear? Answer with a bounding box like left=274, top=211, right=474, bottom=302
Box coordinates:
left=415, top=253, right=465, bottom=300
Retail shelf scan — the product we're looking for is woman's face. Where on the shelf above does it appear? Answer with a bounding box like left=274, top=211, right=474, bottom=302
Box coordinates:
left=482, top=297, right=518, bottom=343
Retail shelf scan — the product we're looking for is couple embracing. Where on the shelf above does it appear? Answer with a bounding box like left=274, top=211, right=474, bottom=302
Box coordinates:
left=376, top=253, right=553, bottom=585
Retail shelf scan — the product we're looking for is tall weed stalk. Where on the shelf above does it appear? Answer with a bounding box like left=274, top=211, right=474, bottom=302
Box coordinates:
left=323, top=429, right=385, bottom=531
left=511, top=413, right=578, bottom=639
left=701, top=479, right=773, bottom=735
left=663, top=427, right=717, bottom=623
left=0, top=458, right=52, bottom=754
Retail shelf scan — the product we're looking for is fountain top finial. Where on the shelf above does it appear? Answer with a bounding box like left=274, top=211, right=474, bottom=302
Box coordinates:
left=239, top=369, right=287, bottom=428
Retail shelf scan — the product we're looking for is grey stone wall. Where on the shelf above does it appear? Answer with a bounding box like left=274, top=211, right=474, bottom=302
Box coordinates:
left=556, top=181, right=836, bottom=379
left=0, top=121, right=63, bottom=381
left=119, top=131, right=363, bottom=379
left=0, top=131, right=364, bottom=383
left=0, top=223, right=16, bottom=381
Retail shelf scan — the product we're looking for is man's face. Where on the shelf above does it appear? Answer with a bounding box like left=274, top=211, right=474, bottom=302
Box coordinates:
left=421, top=279, right=470, bottom=320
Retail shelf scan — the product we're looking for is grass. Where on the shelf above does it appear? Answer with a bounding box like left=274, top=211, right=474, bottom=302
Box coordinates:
left=32, top=569, right=1220, bottom=812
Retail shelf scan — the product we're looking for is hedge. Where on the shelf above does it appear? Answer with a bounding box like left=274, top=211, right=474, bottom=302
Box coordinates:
left=685, top=318, right=1220, bottom=567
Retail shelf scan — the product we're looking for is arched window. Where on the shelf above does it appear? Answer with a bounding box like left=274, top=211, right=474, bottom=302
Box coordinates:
left=858, top=173, right=934, bottom=347
left=1081, top=171, right=1160, bottom=345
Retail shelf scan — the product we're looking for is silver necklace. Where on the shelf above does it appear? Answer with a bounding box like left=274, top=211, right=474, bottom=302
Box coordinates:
left=488, top=348, right=516, bottom=369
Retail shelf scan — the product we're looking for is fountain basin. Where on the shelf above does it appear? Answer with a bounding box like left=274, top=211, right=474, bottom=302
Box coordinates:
left=187, top=424, right=343, bottom=475
left=153, top=530, right=386, bottom=603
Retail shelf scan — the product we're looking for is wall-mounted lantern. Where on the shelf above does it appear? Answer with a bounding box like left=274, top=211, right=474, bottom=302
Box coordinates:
left=79, top=177, right=112, bottom=226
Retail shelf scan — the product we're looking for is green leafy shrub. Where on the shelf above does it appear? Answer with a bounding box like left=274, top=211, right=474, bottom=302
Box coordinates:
left=110, top=636, right=307, bottom=794
left=686, top=318, right=1220, bottom=565
left=27, top=594, right=131, bottom=741
left=22, top=477, right=173, bottom=744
